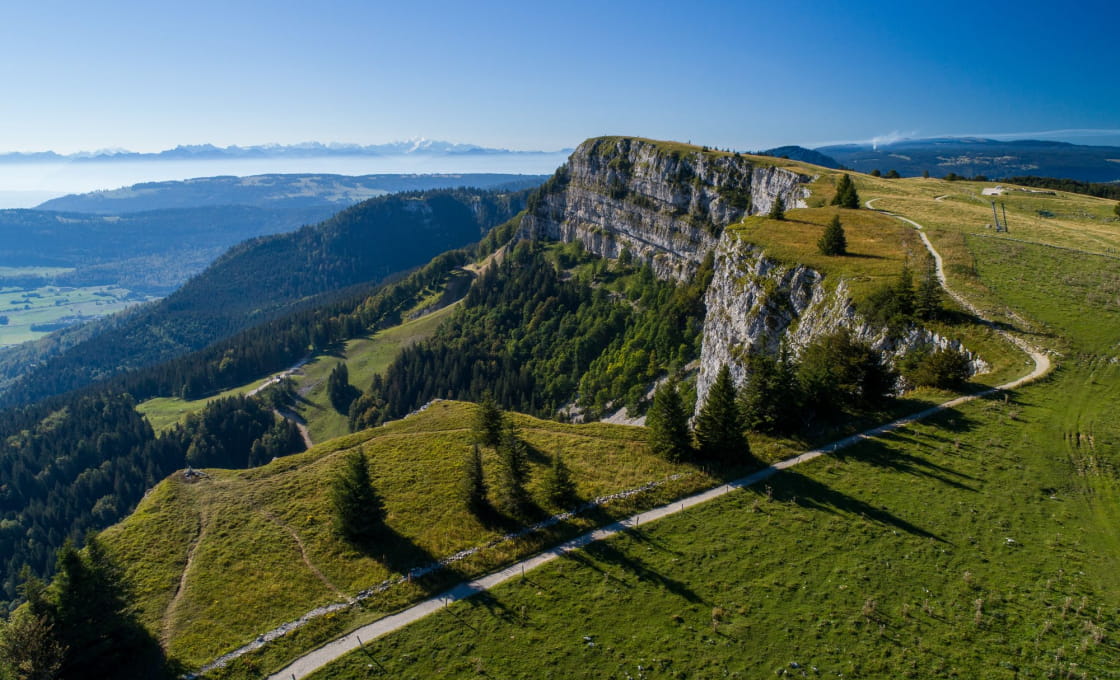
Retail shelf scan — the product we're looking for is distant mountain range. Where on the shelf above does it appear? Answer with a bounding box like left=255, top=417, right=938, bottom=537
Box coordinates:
left=0, top=140, right=570, bottom=163
left=762, top=137, right=1120, bottom=183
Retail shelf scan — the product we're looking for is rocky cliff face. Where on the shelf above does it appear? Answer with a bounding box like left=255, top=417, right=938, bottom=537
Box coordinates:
left=695, top=231, right=988, bottom=407
left=518, top=135, right=986, bottom=411
left=519, top=137, right=813, bottom=280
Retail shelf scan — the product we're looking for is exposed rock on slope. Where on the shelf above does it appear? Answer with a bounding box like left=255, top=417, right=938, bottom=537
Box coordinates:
left=518, top=135, right=985, bottom=410
left=695, top=231, right=988, bottom=407
left=520, top=137, right=813, bottom=280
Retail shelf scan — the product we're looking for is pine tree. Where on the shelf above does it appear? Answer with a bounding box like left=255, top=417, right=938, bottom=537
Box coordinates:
left=646, top=378, right=692, bottom=462
left=915, top=262, right=942, bottom=320
left=739, top=350, right=799, bottom=434
left=541, top=450, right=577, bottom=508
left=460, top=444, right=489, bottom=516
left=896, top=266, right=916, bottom=318
left=51, top=537, right=167, bottom=680
left=327, top=363, right=358, bottom=413
left=818, top=215, right=847, bottom=255
left=494, top=429, right=531, bottom=515
left=768, top=196, right=786, bottom=220
left=473, top=394, right=505, bottom=447
left=830, top=173, right=861, bottom=209
left=331, top=450, right=385, bottom=544
left=694, top=365, right=750, bottom=463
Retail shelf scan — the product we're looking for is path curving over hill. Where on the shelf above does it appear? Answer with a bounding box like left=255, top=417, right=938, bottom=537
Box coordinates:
left=257, top=203, right=1054, bottom=680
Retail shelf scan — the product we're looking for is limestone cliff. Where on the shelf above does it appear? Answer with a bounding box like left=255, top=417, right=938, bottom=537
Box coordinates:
left=519, top=137, right=813, bottom=280
left=694, top=231, right=988, bottom=408
left=518, top=135, right=985, bottom=412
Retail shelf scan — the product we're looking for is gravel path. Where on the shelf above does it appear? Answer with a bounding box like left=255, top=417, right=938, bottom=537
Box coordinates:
left=264, top=204, right=1052, bottom=680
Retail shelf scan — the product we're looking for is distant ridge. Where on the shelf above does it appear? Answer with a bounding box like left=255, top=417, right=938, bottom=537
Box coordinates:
left=0, top=140, right=573, bottom=163
left=760, top=145, right=842, bottom=169
left=815, top=136, right=1120, bottom=182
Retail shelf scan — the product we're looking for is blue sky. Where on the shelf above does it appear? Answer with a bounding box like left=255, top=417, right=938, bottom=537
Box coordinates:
left=1, top=0, right=1116, bottom=153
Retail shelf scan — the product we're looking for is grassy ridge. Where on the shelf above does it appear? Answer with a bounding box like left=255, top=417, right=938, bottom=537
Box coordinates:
left=304, top=170, right=1120, bottom=679
left=101, top=401, right=732, bottom=667
left=308, top=365, right=1120, bottom=679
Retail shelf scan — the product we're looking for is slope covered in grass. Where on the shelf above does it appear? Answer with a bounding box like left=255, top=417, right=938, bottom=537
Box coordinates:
left=101, top=401, right=726, bottom=668
left=305, top=170, right=1120, bottom=680
left=309, top=365, right=1120, bottom=679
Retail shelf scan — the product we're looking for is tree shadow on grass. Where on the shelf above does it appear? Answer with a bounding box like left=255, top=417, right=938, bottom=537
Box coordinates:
left=831, top=434, right=980, bottom=492
left=351, top=525, right=466, bottom=596
left=760, top=469, right=949, bottom=543
left=559, top=536, right=707, bottom=605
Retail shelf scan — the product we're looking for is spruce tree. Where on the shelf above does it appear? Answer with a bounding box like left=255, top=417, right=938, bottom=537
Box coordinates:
left=331, top=450, right=385, bottom=544
left=473, top=393, right=505, bottom=447
left=494, top=429, right=531, bottom=515
left=739, top=350, right=798, bottom=434
left=818, top=215, right=847, bottom=255
left=460, top=444, right=489, bottom=516
left=830, top=173, right=861, bottom=209
left=541, top=451, right=577, bottom=508
left=646, top=378, right=692, bottom=462
left=768, top=196, right=786, bottom=220
left=896, top=266, right=916, bottom=318
left=694, top=365, right=749, bottom=463
left=915, top=262, right=942, bottom=320
left=327, top=363, right=358, bottom=413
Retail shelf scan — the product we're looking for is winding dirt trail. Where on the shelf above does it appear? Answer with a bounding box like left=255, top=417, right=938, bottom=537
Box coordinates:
left=865, top=197, right=1051, bottom=384
left=162, top=506, right=208, bottom=644
left=259, top=204, right=1053, bottom=680
left=262, top=511, right=352, bottom=604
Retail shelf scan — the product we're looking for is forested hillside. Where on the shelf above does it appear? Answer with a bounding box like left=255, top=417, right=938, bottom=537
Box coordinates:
left=0, top=189, right=526, bottom=407
left=37, top=172, right=547, bottom=214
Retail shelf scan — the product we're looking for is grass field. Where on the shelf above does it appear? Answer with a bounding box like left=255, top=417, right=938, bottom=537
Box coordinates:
left=292, top=302, right=460, bottom=443
left=0, top=282, right=145, bottom=347
left=308, top=364, right=1120, bottom=679
left=101, top=401, right=737, bottom=669
left=301, top=170, right=1120, bottom=680
left=136, top=377, right=277, bottom=433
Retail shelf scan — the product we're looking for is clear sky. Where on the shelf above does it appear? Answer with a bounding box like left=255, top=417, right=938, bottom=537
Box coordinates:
left=1, top=0, right=1116, bottom=153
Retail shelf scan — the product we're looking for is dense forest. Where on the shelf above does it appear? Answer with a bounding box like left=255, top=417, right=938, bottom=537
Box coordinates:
left=349, top=240, right=712, bottom=428
left=0, top=188, right=527, bottom=408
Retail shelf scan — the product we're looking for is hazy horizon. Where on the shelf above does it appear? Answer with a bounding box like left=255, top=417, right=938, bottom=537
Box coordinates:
left=0, top=151, right=570, bottom=209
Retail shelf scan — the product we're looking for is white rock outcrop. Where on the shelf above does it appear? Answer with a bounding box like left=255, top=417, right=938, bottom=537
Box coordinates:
left=695, top=232, right=988, bottom=408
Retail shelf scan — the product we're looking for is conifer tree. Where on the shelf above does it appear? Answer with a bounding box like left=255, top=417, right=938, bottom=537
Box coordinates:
left=694, top=365, right=750, bottom=463
left=1114, top=202, right=1119, bottom=218
left=818, top=215, right=847, bottom=255
left=896, top=266, right=916, bottom=317
left=830, top=173, right=861, bottom=209
left=460, top=444, right=489, bottom=516
left=739, top=350, right=799, bottom=434
left=50, top=537, right=167, bottom=680
left=646, top=378, right=692, bottom=462
left=327, top=362, right=358, bottom=413
left=494, top=429, right=531, bottom=515
left=768, top=196, right=786, bottom=220
left=331, top=450, right=385, bottom=544
left=541, top=450, right=577, bottom=508
left=473, top=393, right=505, bottom=447
left=915, top=262, right=943, bottom=320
